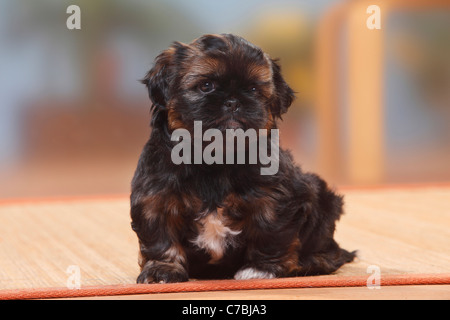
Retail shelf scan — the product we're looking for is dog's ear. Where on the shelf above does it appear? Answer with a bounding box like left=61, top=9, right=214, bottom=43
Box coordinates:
left=141, top=47, right=175, bottom=111
left=270, top=59, right=295, bottom=119
left=141, top=42, right=190, bottom=111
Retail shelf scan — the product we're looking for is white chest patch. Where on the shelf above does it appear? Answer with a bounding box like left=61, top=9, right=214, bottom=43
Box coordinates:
left=192, top=211, right=241, bottom=264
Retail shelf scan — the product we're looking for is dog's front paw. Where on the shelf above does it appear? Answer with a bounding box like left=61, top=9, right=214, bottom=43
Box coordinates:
left=234, top=267, right=276, bottom=280
left=137, top=261, right=188, bottom=284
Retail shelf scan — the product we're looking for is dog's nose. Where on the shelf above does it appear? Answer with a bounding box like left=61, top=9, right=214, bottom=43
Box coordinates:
left=224, top=99, right=240, bottom=112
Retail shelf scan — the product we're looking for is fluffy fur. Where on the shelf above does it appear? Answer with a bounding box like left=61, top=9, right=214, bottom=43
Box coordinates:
left=130, top=34, right=355, bottom=283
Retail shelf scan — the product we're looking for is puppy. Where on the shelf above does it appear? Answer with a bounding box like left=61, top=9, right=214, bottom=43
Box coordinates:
left=130, top=34, right=355, bottom=283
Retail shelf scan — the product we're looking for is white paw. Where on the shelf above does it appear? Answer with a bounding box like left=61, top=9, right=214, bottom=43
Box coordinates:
left=234, top=268, right=275, bottom=280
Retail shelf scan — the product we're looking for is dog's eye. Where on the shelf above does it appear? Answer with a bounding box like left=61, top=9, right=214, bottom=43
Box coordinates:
left=247, top=84, right=258, bottom=93
left=249, top=86, right=258, bottom=93
left=198, top=81, right=215, bottom=93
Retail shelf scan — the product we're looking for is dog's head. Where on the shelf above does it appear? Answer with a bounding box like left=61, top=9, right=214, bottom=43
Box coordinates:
left=141, top=34, right=295, bottom=133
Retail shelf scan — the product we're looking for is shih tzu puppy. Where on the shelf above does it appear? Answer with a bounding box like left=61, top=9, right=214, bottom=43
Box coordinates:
left=130, top=33, right=355, bottom=283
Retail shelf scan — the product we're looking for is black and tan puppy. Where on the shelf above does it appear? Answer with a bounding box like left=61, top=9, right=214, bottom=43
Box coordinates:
left=130, top=34, right=355, bottom=283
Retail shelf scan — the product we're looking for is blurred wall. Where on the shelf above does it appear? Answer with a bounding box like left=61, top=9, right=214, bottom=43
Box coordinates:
left=0, top=0, right=449, bottom=199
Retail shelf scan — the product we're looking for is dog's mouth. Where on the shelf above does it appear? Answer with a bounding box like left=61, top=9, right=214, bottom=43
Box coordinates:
left=212, top=116, right=246, bottom=131
left=224, top=119, right=242, bottom=130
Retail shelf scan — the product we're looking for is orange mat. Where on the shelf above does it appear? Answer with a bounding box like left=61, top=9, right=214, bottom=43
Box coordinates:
left=1, top=184, right=449, bottom=299
left=1, top=273, right=449, bottom=300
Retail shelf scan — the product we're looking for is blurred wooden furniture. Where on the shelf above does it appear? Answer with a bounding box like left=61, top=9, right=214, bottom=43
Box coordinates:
left=316, top=0, right=450, bottom=184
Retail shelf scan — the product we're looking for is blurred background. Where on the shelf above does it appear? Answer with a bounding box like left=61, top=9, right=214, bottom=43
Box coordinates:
left=0, top=0, right=449, bottom=200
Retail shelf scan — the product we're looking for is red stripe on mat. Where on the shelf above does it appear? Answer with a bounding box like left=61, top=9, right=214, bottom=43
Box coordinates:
left=1, top=273, right=449, bottom=300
